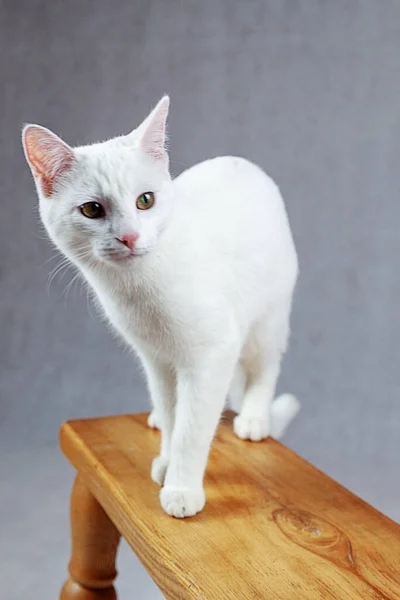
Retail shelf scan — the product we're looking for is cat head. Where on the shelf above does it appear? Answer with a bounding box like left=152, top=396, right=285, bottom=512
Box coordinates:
left=22, top=96, right=173, bottom=268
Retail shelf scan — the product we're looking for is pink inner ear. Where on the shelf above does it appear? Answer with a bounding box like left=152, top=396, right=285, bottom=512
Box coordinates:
left=140, top=98, right=169, bottom=162
left=141, top=119, right=167, bottom=160
left=23, top=126, right=74, bottom=196
left=146, top=132, right=166, bottom=160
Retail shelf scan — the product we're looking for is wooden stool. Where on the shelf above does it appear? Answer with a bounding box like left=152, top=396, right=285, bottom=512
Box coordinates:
left=59, top=412, right=400, bottom=599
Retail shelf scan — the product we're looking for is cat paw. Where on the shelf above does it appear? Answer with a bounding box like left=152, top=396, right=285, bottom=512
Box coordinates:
left=233, top=415, right=270, bottom=441
left=160, top=486, right=205, bottom=518
left=147, top=410, right=161, bottom=430
left=151, top=456, right=169, bottom=486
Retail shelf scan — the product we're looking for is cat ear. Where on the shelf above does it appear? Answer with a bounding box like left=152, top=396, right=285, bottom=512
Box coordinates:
left=22, top=125, right=75, bottom=196
left=131, top=96, right=170, bottom=165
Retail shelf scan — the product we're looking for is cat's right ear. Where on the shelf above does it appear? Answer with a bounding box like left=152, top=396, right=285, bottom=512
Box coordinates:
left=22, top=125, right=75, bottom=197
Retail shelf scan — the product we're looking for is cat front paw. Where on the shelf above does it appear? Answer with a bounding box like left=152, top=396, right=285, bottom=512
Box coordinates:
left=233, top=415, right=270, bottom=441
left=147, top=410, right=161, bottom=430
left=160, top=486, right=205, bottom=518
left=151, top=456, right=169, bottom=486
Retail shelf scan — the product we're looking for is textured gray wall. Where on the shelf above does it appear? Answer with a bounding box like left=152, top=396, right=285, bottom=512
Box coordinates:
left=1, top=1, right=399, bottom=598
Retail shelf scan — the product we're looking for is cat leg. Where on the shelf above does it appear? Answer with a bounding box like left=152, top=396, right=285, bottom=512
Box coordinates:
left=141, top=355, right=176, bottom=485
left=233, top=357, right=281, bottom=441
left=228, top=360, right=247, bottom=413
left=234, top=306, right=290, bottom=442
left=160, top=340, right=239, bottom=518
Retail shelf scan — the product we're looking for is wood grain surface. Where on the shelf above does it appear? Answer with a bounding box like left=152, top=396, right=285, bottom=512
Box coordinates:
left=60, top=412, right=400, bottom=599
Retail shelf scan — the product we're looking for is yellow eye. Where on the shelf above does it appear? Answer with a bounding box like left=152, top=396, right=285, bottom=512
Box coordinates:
left=79, top=202, right=105, bottom=219
left=136, top=192, right=155, bottom=210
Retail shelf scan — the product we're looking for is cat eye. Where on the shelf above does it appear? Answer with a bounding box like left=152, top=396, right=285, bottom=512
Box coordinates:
left=136, top=192, right=155, bottom=210
left=79, top=202, right=106, bottom=219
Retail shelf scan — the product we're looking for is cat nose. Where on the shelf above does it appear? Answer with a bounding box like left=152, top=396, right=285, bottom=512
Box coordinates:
left=117, top=233, right=139, bottom=250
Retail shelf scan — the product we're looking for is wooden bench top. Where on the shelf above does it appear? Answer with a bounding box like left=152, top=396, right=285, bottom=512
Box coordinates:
left=60, top=412, right=400, bottom=600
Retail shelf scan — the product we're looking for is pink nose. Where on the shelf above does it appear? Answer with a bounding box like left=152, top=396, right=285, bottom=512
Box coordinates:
left=117, top=232, right=139, bottom=250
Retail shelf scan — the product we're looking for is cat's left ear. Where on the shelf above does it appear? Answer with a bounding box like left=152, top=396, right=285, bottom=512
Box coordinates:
left=22, top=125, right=75, bottom=197
left=131, top=96, right=170, bottom=167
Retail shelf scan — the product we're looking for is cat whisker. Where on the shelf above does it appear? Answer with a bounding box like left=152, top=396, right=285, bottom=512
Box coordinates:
left=170, top=159, right=190, bottom=169
left=85, top=284, right=97, bottom=320
left=39, top=253, right=63, bottom=268
left=46, top=259, right=74, bottom=294
left=62, top=272, right=82, bottom=304
left=33, top=233, right=50, bottom=241
left=46, top=250, right=95, bottom=297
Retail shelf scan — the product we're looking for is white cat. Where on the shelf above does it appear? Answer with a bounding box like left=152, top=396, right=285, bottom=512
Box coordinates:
left=22, top=97, right=299, bottom=518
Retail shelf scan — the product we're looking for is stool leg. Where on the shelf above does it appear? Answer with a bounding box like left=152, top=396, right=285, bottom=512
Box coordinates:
left=60, top=474, right=121, bottom=600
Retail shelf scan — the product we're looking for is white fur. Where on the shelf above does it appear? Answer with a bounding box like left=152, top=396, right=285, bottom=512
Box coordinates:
left=22, top=97, right=299, bottom=518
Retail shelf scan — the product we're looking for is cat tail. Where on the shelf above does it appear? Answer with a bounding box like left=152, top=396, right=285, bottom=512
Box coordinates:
left=269, top=393, right=300, bottom=439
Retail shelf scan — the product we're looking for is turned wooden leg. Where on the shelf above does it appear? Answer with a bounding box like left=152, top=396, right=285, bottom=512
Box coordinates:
left=60, top=474, right=121, bottom=600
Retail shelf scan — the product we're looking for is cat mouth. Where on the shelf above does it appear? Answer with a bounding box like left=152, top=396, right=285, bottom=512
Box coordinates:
left=101, top=248, right=149, bottom=263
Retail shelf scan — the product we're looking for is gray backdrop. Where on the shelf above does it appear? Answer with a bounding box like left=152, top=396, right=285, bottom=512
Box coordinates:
left=1, top=1, right=399, bottom=599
